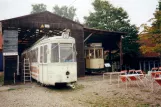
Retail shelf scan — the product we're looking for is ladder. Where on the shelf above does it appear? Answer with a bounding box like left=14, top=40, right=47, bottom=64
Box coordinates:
left=23, top=58, right=32, bottom=84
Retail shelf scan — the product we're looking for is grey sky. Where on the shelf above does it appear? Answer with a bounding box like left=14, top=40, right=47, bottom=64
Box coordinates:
left=0, top=0, right=158, bottom=27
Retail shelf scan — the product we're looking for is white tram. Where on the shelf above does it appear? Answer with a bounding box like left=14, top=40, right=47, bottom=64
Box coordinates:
left=84, top=43, right=104, bottom=73
left=22, top=31, right=77, bottom=86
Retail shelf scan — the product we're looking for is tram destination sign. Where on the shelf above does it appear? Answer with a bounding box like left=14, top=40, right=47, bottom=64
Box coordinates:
left=3, top=30, right=18, bottom=53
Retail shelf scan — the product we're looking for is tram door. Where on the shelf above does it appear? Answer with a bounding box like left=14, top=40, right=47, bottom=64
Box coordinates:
left=42, top=45, right=48, bottom=83
left=39, top=45, right=48, bottom=83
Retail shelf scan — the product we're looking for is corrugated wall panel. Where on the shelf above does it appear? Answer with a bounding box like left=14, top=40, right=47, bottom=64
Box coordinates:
left=3, top=30, right=18, bottom=53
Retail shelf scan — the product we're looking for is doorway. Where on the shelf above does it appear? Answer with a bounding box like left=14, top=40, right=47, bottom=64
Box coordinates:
left=4, top=56, right=17, bottom=84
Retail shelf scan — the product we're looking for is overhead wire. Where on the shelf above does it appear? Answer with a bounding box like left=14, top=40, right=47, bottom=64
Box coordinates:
left=67, top=0, right=78, bottom=21
left=68, top=0, right=77, bottom=7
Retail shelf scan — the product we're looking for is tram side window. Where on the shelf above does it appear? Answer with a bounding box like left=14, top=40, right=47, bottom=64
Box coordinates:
left=89, top=49, right=94, bottom=59
left=40, top=46, right=43, bottom=63
left=85, top=50, right=89, bottom=59
left=73, top=44, right=77, bottom=62
left=51, top=43, right=59, bottom=62
left=36, top=48, right=38, bottom=62
left=95, top=49, right=102, bottom=58
left=44, top=45, right=47, bottom=63
left=28, top=51, right=32, bottom=61
left=32, top=48, right=38, bottom=62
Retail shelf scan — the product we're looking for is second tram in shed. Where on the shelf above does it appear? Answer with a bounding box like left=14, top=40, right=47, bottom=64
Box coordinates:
left=84, top=43, right=104, bottom=73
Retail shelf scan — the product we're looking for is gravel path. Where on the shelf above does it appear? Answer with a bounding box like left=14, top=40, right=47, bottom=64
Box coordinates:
left=0, top=74, right=161, bottom=107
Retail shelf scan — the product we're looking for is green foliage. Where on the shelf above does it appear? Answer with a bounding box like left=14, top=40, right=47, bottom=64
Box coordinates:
left=31, top=4, right=47, bottom=14
left=53, top=5, right=76, bottom=20
left=84, top=0, right=139, bottom=56
left=121, top=25, right=140, bottom=55
left=140, top=1, right=161, bottom=55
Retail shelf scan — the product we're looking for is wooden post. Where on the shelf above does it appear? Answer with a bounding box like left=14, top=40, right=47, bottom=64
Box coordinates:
left=109, top=50, right=112, bottom=72
left=120, top=35, right=123, bottom=70
left=0, top=22, right=4, bottom=85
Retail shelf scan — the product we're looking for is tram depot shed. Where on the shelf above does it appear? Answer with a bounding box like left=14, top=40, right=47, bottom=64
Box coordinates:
left=0, top=11, right=125, bottom=84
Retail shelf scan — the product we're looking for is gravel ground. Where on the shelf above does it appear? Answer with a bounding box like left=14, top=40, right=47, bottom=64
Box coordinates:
left=0, top=74, right=161, bottom=107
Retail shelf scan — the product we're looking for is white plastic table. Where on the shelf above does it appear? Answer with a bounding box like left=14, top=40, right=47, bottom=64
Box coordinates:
left=103, top=72, right=126, bottom=84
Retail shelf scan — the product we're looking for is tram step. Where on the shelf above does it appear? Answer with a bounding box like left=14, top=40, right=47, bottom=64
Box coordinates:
left=24, top=80, right=31, bottom=81
left=25, top=73, right=30, bottom=75
left=24, top=76, right=31, bottom=77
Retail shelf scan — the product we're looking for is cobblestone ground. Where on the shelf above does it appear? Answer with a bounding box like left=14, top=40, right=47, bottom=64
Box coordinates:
left=0, top=74, right=161, bottom=107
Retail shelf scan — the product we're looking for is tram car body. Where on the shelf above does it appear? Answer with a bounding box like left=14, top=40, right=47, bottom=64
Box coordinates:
left=22, top=33, right=77, bottom=86
left=85, top=43, right=104, bottom=72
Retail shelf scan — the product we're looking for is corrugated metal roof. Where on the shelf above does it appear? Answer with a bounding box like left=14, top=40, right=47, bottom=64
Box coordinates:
left=84, top=27, right=126, bottom=35
left=0, top=11, right=83, bottom=27
left=141, top=52, right=160, bottom=58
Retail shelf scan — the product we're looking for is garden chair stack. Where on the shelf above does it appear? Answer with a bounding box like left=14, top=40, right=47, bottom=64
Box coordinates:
left=150, top=68, right=161, bottom=92
left=118, top=69, right=147, bottom=89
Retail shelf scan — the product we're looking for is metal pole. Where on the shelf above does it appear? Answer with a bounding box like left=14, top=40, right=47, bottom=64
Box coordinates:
left=148, top=61, right=150, bottom=71
left=144, top=61, right=145, bottom=71
left=153, top=61, right=155, bottom=68
left=14, top=72, right=15, bottom=84
left=139, top=61, right=141, bottom=70
left=17, top=55, right=19, bottom=75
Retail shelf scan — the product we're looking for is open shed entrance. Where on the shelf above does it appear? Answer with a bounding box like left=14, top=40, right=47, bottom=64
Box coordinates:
left=84, top=28, right=125, bottom=72
left=3, top=27, right=77, bottom=83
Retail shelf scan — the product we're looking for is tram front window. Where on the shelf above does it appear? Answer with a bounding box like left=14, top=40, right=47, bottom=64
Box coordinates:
left=60, top=43, right=75, bottom=62
left=51, top=43, right=76, bottom=62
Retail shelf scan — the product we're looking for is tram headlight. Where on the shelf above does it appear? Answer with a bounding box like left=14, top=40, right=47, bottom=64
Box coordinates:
left=66, top=71, right=70, bottom=75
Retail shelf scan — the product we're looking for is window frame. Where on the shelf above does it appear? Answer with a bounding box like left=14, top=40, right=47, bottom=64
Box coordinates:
left=51, top=43, right=59, bottom=63
left=43, top=45, right=48, bottom=63
left=40, top=46, right=43, bottom=63
left=59, top=43, right=73, bottom=62
left=95, top=48, right=103, bottom=59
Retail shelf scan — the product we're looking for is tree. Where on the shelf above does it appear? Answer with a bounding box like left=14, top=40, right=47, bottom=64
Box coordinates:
left=140, top=1, right=161, bottom=63
left=53, top=5, right=76, bottom=20
left=31, top=4, right=47, bottom=14
left=84, top=0, right=140, bottom=58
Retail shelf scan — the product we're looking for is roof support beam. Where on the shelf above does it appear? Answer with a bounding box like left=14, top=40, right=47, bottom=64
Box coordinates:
left=84, top=33, right=93, bottom=43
